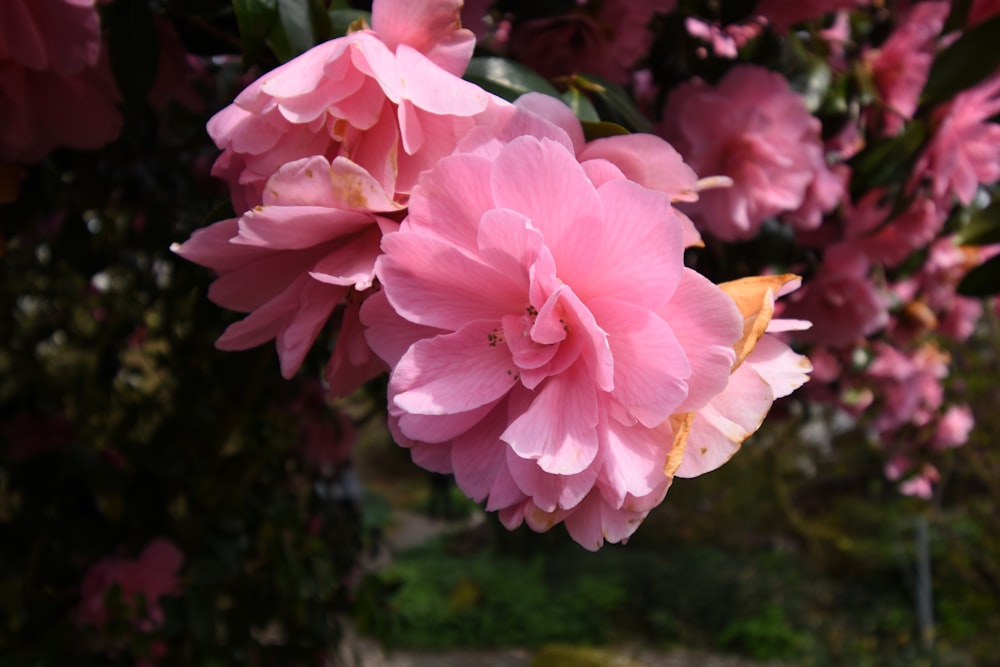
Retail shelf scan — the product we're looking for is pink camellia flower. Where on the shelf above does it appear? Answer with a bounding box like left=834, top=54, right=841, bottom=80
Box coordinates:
left=660, top=65, right=839, bottom=240
left=207, top=0, right=491, bottom=212
left=782, top=243, right=889, bottom=348
left=363, top=104, right=799, bottom=549
left=174, top=0, right=498, bottom=387
left=76, top=539, right=184, bottom=632
left=915, top=74, right=1000, bottom=206
left=863, top=2, right=948, bottom=137
left=0, top=0, right=121, bottom=161
left=507, top=0, right=675, bottom=85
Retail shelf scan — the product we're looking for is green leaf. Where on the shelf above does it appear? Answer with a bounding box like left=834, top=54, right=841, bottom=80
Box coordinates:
left=921, top=14, right=1000, bottom=106
left=274, top=0, right=316, bottom=60
left=232, top=0, right=278, bottom=66
left=956, top=200, right=1000, bottom=245
left=329, top=9, right=370, bottom=36
left=463, top=57, right=560, bottom=102
left=570, top=74, right=652, bottom=133
left=308, top=0, right=335, bottom=43
left=956, top=252, right=1000, bottom=297
left=562, top=88, right=600, bottom=123
left=848, top=120, right=926, bottom=190
left=582, top=121, right=631, bottom=141
left=942, top=0, right=973, bottom=34
left=104, top=0, right=160, bottom=108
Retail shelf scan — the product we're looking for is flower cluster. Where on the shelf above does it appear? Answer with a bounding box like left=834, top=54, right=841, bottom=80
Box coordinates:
left=175, top=0, right=811, bottom=548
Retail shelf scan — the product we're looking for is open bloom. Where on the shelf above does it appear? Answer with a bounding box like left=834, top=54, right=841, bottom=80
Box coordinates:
left=660, top=65, right=840, bottom=240
left=0, top=0, right=121, bottom=161
left=365, top=108, right=772, bottom=548
left=76, top=539, right=184, bottom=632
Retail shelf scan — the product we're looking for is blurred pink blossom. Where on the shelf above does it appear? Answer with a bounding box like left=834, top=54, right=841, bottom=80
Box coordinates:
left=916, top=74, right=1000, bottom=206
left=864, top=2, right=948, bottom=136
left=76, top=539, right=184, bottom=632
left=661, top=65, right=838, bottom=240
left=0, top=0, right=121, bottom=161
left=782, top=243, right=889, bottom=347
left=933, top=404, right=974, bottom=448
left=507, top=0, right=674, bottom=85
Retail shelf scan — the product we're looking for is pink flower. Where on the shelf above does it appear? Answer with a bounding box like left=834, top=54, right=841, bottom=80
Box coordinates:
left=507, top=0, right=674, bottom=85
left=863, top=2, right=948, bottom=136
left=915, top=74, right=1000, bottom=206
left=76, top=539, right=184, bottom=632
left=899, top=464, right=940, bottom=499
left=0, top=0, right=121, bottom=161
left=364, top=106, right=782, bottom=549
left=206, top=0, right=490, bottom=212
left=782, top=243, right=889, bottom=348
left=866, top=342, right=948, bottom=434
left=844, top=192, right=946, bottom=268
left=933, top=404, right=974, bottom=449
left=174, top=0, right=497, bottom=386
left=661, top=65, right=839, bottom=240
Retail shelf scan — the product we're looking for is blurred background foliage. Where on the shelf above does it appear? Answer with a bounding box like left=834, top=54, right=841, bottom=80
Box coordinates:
left=1, top=0, right=999, bottom=665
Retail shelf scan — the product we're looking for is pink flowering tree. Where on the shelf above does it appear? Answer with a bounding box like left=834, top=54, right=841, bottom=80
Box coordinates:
left=3, top=0, right=1000, bottom=663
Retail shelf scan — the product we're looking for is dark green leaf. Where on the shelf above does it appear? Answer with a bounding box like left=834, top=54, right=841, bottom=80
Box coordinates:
left=582, top=121, right=631, bottom=141
left=942, top=0, right=973, bottom=34
left=329, top=9, right=370, bottom=37
left=309, top=0, right=335, bottom=43
left=232, top=0, right=278, bottom=66
left=463, top=57, right=560, bottom=102
left=956, top=200, right=1000, bottom=245
left=848, top=120, right=926, bottom=191
left=570, top=74, right=652, bottom=133
left=105, top=0, right=160, bottom=108
left=921, top=14, right=1000, bottom=106
left=956, top=252, right=1000, bottom=296
left=276, top=0, right=316, bottom=59
left=562, top=88, right=600, bottom=123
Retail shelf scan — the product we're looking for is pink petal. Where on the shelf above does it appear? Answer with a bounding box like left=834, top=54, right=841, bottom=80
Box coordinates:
left=661, top=269, right=743, bottom=413
left=378, top=231, right=525, bottom=329
left=234, top=206, right=373, bottom=250
left=590, top=297, right=690, bottom=427
left=391, top=320, right=520, bottom=416
left=501, top=367, right=600, bottom=475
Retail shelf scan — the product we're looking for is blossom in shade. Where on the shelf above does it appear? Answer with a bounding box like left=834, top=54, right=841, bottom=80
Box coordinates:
left=364, top=103, right=803, bottom=549
left=507, top=0, right=675, bottom=85
left=843, top=191, right=946, bottom=268
left=660, top=65, right=839, bottom=240
left=0, top=0, right=121, bottom=161
left=915, top=74, right=1000, bottom=206
left=172, top=155, right=400, bottom=385
left=863, top=2, right=948, bottom=136
left=76, top=539, right=184, bottom=632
